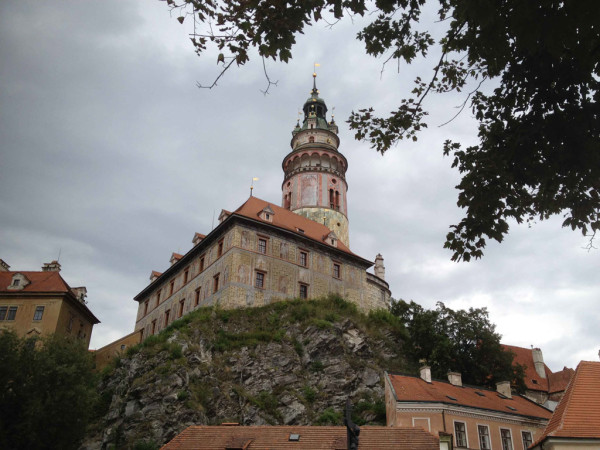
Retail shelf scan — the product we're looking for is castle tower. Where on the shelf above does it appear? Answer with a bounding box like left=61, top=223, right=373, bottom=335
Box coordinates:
left=281, top=73, right=350, bottom=247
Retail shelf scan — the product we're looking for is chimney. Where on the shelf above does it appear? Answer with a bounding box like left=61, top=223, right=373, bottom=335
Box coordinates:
left=419, top=365, right=432, bottom=383
left=374, top=254, right=385, bottom=280
left=447, top=372, right=462, bottom=387
left=531, top=348, right=547, bottom=379
left=42, top=260, right=61, bottom=272
left=496, top=381, right=512, bottom=399
left=0, top=259, right=10, bottom=271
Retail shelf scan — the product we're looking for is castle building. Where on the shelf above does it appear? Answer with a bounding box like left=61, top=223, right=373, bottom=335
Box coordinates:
left=130, top=75, right=391, bottom=340
left=0, top=259, right=99, bottom=348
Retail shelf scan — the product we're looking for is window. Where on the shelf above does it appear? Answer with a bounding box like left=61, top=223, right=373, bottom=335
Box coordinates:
left=521, top=431, right=533, bottom=448
left=169, top=280, right=175, bottom=296
left=183, top=268, right=189, bottom=284
left=258, top=238, right=267, bottom=254
left=144, top=300, right=149, bottom=315
left=454, top=422, right=467, bottom=448
left=6, top=306, right=17, bottom=321
left=195, top=288, right=201, bottom=306
left=33, top=306, right=44, bottom=321
left=309, top=136, right=315, bottom=143
left=0, top=307, right=6, bottom=321
left=157, top=290, right=161, bottom=305
left=299, top=283, right=308, bottom=299
left=179, top=300, right=185, bottom=318
left=217, top=239, right=224, bottom=257
left=164, top=309, right=170, bottom=326
left=151, top=319, right=156, bottom=335
left=299, top=251, right=308, bottom=267
left=255, top=272, right=265, bottom=289
left=12, top=279, right=20, bottom=286
left=333, top=263, right=341, bottom=279
left=199, top=256, right=205, bottom=272
left=500, top=429, right=513, bottom=450
left=329, top=188, right=335, bottom=208
left=478, top=425, right=491, bottom=450
left=67, top=315, right=74, bottom=332
left=213, top=274, right=220, bottom=293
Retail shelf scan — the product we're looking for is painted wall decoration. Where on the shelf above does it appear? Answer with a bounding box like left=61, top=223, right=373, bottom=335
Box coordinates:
left=300, top=174, right=318, bottom=205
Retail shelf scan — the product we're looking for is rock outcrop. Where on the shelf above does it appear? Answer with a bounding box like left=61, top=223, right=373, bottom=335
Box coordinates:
left=82, top=297, right=409, bottom=449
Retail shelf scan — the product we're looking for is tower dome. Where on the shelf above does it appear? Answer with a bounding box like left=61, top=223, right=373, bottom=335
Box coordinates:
left=281, top=73, right=350, bottom=247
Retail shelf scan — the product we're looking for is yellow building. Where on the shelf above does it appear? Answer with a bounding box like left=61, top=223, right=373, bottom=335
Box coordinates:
left=0, top=259, right=100, bottom=348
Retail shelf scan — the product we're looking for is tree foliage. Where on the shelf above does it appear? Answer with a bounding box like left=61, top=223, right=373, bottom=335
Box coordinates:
left=391, top=299, right=526, bottom=390
left=167, top=0, right=600, bottom=261
left=0, top=331, right=99, bottom=450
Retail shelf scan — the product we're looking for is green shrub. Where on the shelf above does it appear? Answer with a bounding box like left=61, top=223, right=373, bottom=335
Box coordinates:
left=302, top=385, right=316, bottom=403
left=177, top=390, right=189, bottom=401
left=310, top=360, right=324, bottom=372
left=125, top=343, right=142, bottom=357
left=317, top=407, right=342, bottom=425
left=311, top=318, right=333, bottom=330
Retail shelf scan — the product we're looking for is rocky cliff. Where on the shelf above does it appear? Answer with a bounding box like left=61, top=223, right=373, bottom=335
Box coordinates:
left=83, top=296, right=410, bottom=449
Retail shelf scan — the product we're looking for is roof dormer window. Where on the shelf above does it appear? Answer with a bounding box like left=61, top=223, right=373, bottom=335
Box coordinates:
left=259, top=205, right=274, bottom=223
left=8, top=273, right=30, bottom=290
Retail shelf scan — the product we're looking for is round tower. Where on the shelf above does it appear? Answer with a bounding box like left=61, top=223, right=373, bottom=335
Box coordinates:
left=281, top=73, right=350, bottom=247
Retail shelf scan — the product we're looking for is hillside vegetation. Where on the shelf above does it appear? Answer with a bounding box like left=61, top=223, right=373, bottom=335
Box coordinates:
left=83, top=296, right=410, bottom=449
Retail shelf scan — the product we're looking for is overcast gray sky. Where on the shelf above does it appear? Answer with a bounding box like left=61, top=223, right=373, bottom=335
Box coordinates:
left=1, top=1, right=598, bottom=371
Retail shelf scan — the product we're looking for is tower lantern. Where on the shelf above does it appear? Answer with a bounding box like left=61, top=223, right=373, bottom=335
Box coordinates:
left=282, top=73, right=350, bottom=247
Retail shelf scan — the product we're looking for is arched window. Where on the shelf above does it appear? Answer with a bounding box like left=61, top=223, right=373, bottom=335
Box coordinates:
left=335, top=191, right=340, bottom=211
left=309, top=136, right=315, bottom=143
left=329, top=189, right=335, bottom=209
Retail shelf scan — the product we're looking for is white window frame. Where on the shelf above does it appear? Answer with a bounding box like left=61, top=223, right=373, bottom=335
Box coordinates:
left=411, top=417, right=431, bottom=432
left=477, top=424, right=492, bottom=450
left=499, top=428, right=513, bottom=450
left=453, top=420, right=469, bottom=448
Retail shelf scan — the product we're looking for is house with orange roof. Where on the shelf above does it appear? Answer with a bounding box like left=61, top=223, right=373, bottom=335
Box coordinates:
left=0, top=259, right=99, bottom=348
left=503, top=345, right=574, bottom=410
left=531, top=360, right=600, bottom=450
left=129, top=75, right=391, bottom=341
left=385, top=367, right=553, bottom=450
left=161, top=424, right=442, bottom=450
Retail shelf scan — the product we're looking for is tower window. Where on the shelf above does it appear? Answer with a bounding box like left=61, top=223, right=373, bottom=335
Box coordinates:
left=299, top=251, right=308, bottom=267
left=299, top=283, right=308, bottom=299
left=329, top=189, right=334, bottom=209
left=213, top=274, right=220, bottom=293
left=258, top=238, right=267, bottom=254
left=255, top=271, right=265, bottom=289
left=333, top=263, right=341, bottom=279
left=309, top=136, right=315, bottom=143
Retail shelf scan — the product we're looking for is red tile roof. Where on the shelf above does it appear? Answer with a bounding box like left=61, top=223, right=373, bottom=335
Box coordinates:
left=233, top=197, right=360, bottom=260
left=502, top=345, right=573, bottom=394
left=387, top=373, right=552, bottom=420
left=151, top=270, right=163, bottom=278
left=0, top=271, right=71, bottom=293
left=534, top=361, right=600, bottom=445
left=161, top=425, right=440, bottom=449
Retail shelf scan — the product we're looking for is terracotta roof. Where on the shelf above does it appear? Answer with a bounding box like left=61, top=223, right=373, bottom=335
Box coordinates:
left=547, top=367, right=575, bottom=394
left=502, top=344, right=573, bottom=394
left=387, top=373, right=552, bottom=420
left=171, top=253, right=183, bottom=260
left=533, top=361, right=600, bottom=445
left=0, top=271, right=71, bottom=293
left=232, top=196, right=359, bottom=259
left=161, top=425, right=439, bottom=449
